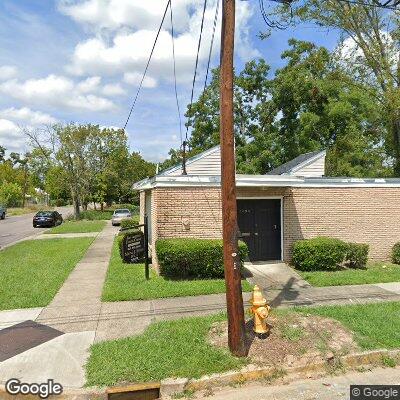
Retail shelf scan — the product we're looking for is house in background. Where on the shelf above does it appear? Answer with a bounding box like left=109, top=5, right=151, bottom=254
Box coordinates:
left=133, top=145, right=400, bottom=268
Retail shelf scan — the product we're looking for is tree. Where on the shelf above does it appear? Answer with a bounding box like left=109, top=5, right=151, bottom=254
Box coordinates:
left=270, top=39, right=388, bottom=177
left=161, top=41, right=389, bottom=176
left=0, top=182, right=22, bottom=207
left=273, top=0, right=400, bottom=174
left=26, top=124, right=155, bottom=216
left=0, top=146, right=5, bottom=163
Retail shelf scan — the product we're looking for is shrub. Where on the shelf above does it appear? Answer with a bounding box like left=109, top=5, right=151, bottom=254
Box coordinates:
left=346, top=242, right=369, bottom=269
left=117, top=228, right=143, bottom=261
left=156, top=239, right=248, bottom=279
left=120, top=216, right=140, bottom=230
left=293, top=237, right=348, bottom=271
left=392, top=242, right=400, bottom=265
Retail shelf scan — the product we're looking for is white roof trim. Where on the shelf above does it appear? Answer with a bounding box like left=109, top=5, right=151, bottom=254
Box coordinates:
left=284, top=150, right=327, bottom=175
left=134, top=174, right=400, bottom=190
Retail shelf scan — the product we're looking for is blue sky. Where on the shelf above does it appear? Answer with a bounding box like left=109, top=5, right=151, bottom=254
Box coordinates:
left=0, top=0, right=340, bottom=162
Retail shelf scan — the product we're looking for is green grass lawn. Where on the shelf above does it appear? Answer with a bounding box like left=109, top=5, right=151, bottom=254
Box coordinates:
left=299, top=301, right=400, bottom=350
left=86, top=313, right=246, bottom=387
left=45, top=220, right=107, bottom=234
left=298, top=262, right=400, bottom=287
left=102, top=240, right=252, bottom=301
left=0, top=238, right=93, bottom=310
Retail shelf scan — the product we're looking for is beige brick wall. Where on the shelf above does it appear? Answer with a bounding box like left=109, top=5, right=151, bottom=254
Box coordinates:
left=143, top=185, right=400, bottom=266
left=284, top=187, right=400, bottom=261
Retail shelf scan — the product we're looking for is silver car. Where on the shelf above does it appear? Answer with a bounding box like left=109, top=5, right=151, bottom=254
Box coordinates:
left=111, top=209, right=132, bottom=226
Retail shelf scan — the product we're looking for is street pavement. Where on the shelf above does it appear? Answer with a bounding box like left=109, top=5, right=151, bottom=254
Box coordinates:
left=0, top=206, right=73, bottom=249
left=196, top=366, right=400, bottom=400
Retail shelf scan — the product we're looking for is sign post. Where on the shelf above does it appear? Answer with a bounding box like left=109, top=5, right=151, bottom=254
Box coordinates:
left=120, top=215, right=150, bottom=280
left=144, top=215, right=150, bottom=280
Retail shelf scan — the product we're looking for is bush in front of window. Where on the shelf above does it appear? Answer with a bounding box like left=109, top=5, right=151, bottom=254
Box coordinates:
left=156, top=239, right=248, bottom=279
left=293, top=237, right=349, bottom=271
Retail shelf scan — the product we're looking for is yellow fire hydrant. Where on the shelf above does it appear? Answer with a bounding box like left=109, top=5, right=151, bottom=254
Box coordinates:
left=249, top=285, right=270, bottom=334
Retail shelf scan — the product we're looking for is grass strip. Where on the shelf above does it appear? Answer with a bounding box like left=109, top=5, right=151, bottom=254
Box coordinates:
left=298, top=262, right=400, bottom=287
left=0, top=238, right=93, bottom=310
left=86, top=313, right=246, bottom=386
left=45, top=220, right=107, bottom=234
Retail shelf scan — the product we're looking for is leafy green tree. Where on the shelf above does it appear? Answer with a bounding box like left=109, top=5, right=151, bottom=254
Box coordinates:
left=162, top=40, right=389, bottom=177
left=45, top=166, right=70, bottom=204
left=272, top=0, right=400, bottom=175
left=26, top=124, right=155, bottom=216
left=271, top=39, right=388, bottom=176
left=0, top=182, right=22, bottom=207
left=0, top=146, right=5, bottom=163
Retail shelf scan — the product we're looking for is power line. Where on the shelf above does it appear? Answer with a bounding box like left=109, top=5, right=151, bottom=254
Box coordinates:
left=259, top=0, right=293, bottom=30
left=185, top=0, right=208, bottom=142
left=203, top=0, right=220, bottom=92
left=123, top=0, right=171, bottom=130
left=169, top=0, right=183, bottom=145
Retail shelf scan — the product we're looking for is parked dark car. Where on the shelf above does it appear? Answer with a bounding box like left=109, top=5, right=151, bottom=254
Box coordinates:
left=33, top=211, right=63, bottom=228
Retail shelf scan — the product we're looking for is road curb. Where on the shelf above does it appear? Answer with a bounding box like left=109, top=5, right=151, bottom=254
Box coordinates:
left=182, top=348, right=400, bottom=396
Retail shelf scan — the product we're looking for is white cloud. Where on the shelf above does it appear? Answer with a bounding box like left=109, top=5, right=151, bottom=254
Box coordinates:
left=102, top=83, right=126, bottom=96
left=63, top=0, right=258, bottom=84
left=76, top=76, right=101, bottom=93
left=0, top=65, right=18, bottom=81
left=0, top=119, right=26, bottom=152
left=0, top=107, right=58, bottom=125
left=58, top=0, right=192, bottom=32
left=123, top=72, right=157, bottom=88
left=0, top=74, right=116, bottom=112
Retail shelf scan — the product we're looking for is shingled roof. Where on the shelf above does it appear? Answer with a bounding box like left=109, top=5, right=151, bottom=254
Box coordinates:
left=267, top=150, right=326, bottom=175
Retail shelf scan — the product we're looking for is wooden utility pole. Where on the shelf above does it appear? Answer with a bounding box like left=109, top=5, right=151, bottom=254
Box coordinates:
left=220, top=0, right=247, bottom=357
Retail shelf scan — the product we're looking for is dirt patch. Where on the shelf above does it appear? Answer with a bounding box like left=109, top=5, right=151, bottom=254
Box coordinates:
left=208, top=311, right=358, bottom=370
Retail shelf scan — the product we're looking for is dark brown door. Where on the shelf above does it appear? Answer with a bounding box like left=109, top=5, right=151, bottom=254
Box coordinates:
left=237, top=199, right=281, bottom=261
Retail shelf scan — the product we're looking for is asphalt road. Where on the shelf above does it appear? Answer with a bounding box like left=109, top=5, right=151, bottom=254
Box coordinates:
left=0, top=206, right=74, bottom=249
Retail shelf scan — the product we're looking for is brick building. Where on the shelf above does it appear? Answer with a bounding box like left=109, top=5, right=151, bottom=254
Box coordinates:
left=134, top=146, right=400, bottom=265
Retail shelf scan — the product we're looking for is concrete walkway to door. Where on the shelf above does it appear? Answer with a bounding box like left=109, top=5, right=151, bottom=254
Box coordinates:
left=245, top=261, right=310, bottom=290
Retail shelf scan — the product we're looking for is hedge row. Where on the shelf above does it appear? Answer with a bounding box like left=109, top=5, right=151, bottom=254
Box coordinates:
left=293, top=237, right=369, bottom=271
left=156, top=239, right=248, bottom=279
